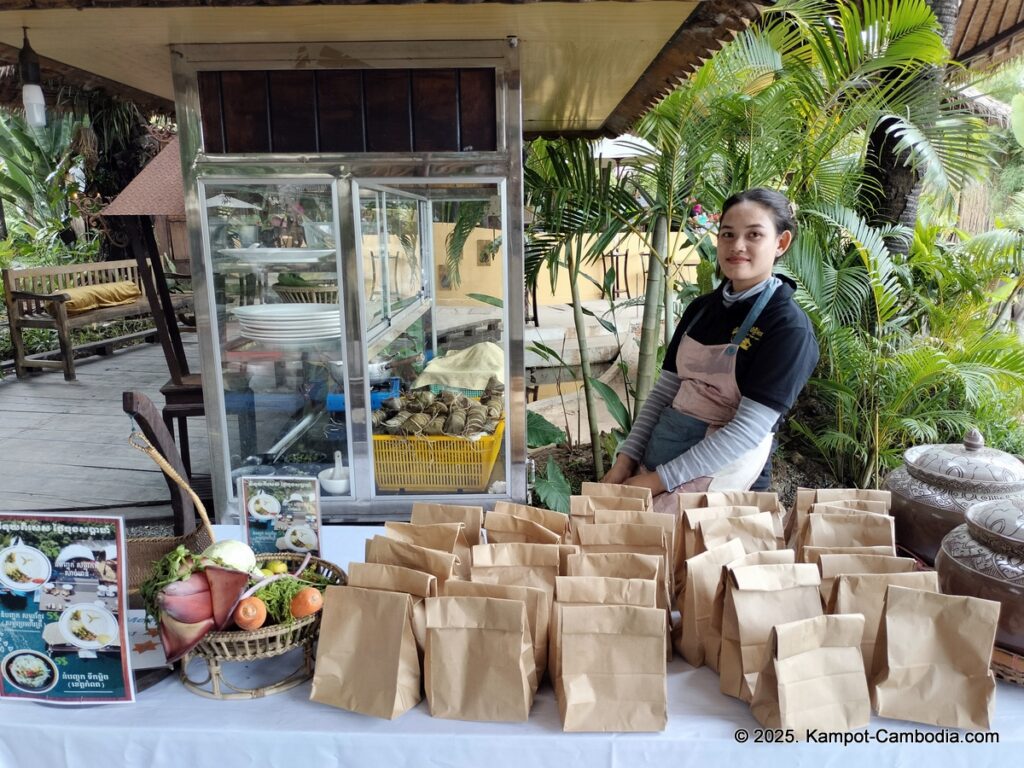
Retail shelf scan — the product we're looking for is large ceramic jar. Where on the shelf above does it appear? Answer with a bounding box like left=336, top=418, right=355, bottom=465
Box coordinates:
left=936, top=498, right=1024, bottom=656
left=884, top=429, right=1024, bottom=565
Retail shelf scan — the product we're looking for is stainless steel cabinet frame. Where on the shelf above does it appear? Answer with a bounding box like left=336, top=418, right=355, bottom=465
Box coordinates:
left=171, top=40, right=525, bottom=521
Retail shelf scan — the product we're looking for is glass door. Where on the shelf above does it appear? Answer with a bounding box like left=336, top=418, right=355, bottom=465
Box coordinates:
left=199, top=179, right=353, bottom=503
left=355, top=180, right=508, bottom=498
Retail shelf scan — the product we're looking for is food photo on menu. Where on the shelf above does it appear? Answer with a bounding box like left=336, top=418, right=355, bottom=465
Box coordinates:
left=0, top=514, right=134, bottom=704
left=239, top=477, right=322, bottom=558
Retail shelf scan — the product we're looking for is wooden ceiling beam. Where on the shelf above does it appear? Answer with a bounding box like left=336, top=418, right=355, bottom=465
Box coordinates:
left=958, top=17, right=1024, bottom=62
left=601, top=0, right=767, bottom=136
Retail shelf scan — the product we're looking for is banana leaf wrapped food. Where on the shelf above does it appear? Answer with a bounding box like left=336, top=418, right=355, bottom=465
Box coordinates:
left=400, top=412, right=431, bottom=436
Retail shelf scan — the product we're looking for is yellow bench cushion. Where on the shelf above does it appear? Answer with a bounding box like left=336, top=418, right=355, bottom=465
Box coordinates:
left=57, top=281, right=143, bottom=316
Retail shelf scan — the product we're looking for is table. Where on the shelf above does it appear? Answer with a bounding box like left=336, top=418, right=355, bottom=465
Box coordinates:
left=2, top=525, right=1023, bottom=767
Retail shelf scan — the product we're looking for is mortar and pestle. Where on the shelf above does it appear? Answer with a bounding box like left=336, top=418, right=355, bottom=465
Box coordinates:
left=318, top=451, right=350, bottom=495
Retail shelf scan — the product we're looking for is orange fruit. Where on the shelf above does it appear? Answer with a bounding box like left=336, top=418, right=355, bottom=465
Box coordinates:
left=233, top=596, right=267, bottom=631
left=290, top=587, right=323, bottom=619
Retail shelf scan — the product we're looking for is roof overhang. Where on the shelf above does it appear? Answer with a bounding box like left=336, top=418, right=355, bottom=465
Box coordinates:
left=0, top=0, right=764, bottom=137
left=953, top=0, right=1024, bottom=68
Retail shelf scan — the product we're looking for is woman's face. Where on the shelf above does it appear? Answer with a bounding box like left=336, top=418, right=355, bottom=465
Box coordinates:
left=717, top=201, right=792, bottom=291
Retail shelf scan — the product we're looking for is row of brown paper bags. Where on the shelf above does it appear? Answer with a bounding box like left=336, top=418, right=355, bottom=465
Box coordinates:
left=676, top=539, right=1001, bottom=735
left=311, top=549, right=669, bottom=730
left=399, top=495, right=677, bottom=613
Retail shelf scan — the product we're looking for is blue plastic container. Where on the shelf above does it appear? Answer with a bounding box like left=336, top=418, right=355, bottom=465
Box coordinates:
left=326, top=376, right=401, bottom=413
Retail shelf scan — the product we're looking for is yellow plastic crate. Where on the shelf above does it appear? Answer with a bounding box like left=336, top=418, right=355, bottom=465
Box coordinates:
left=372, top=420, right=505, bottom=493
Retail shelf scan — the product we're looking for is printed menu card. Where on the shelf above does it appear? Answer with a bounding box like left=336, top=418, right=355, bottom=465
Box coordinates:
left=0, top=513, right=134, bottom=704
left=239, top=477, right=322, bottom=558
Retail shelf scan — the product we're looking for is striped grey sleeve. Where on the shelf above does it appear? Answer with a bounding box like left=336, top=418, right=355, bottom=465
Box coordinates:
left=655, top=397, right=780, bottom=491
left=616, top=371, right=681, bottom=462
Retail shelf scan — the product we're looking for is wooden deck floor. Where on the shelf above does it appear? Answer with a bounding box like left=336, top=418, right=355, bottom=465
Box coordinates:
left=0, top=339, right=210, bottom=521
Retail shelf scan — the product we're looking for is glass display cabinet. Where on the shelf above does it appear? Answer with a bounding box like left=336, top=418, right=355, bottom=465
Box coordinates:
left=173, top=40, right=524, bottom=520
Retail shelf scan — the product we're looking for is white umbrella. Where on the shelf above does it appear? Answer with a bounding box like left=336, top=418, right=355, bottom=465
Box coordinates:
left=593, top=134, right=656, bottom=162
left=205, top=193, right=259, bottom=210
left=55, top=544, right=95, bottom=566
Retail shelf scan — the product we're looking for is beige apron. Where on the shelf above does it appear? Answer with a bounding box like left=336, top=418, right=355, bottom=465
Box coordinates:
left=645, top=284, right=777, bottom=515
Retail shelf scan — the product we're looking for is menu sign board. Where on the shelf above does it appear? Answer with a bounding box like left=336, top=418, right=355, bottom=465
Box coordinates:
left=0, top=513, right=134, bottom=704
left=239, top=477, right=322, bottom=558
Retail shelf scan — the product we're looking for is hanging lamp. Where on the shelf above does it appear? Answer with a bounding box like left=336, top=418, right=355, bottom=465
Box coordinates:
left=19, top=28, right=46, bottom=128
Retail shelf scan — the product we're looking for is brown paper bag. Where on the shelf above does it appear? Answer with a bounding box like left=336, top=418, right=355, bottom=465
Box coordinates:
left=705, top=549, right=796, bottom=673
left=310, top=584, right=421, bottom=719
left=594, top=508, right=677, bottom=598
left=719, top=562, right=823, bottom=702
left=806, top=510, right=895, bottom=551
left=551, top=576, right=658, bottom=691
left=694, top=512, right=777, bottom=556
left=569, top=495, right=646, bottom=542
left=365, top=535, right=457, bottom=591
left=581, top=481, right=653, bottom=508
left=493, top=500, right=570, bottom=540
left=445, top=580, right=547, bottom=687
left=795, top=502, right=890, bottom=555
left=424, top=596, right=536, bottom=721
left=681, top=506, right=760, bottom=561
left=558, top=604, right=667, bottom=732
left=470, top=543, right=561, bottom=597
left=829, top=571, right=939, bottom=675
left=566, top=551, right=661, bottom=581
left=556, top=543, right=580, bottom=576
left=347, top=561, right=437, bottom=652
left=751, top=614, right=869, bottom=739
left=384, top=521, right=472, bottom=580
left=677, top=505, right=759, bottom=599
left=410, top=502, right=484, bottom=546
left=817, top=553, right=916, bottom=604
left=811, top=500, right=889, bottom=515
left=872, top=586, right=1000, bottom=729
left=673, top=492, right=711, bottom=513
left=555, top=575, right=658, bottom=607
left=814, top=488, right=892, bottom=509
left=677, top=539, right=746, bottom=667
left=483, top=511, right=562, bottom=545
left=793, top=488, right=892, bottom=548
left=704, top=490, right=787, bottom=545
left=575, top=523, right=670, bottom=611
left=802, top=544, right=896, bottom=565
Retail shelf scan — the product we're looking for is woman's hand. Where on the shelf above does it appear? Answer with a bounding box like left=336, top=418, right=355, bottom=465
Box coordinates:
left=624, top=471, right=666, bottom=495
left=601, top=454, right=637, bottom=485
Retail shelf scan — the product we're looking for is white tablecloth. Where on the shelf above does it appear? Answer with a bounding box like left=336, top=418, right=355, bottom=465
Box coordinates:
left=2, top=525, right=1023, bottom=767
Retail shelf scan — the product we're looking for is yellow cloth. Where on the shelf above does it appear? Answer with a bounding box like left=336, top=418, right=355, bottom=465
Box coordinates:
left=413, top=341, right=505, bottom=391
left=56, top=281, right=142, bottom=316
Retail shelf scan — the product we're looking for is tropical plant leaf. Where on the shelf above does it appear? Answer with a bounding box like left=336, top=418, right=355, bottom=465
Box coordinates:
left=534, top=457, right=571, bottom=513
left=527, top=411, right=567, bottom=448
left=580, top=306, right=618, bottom=335
left=588, top=378, right=631, bottom=434
left=465, top=293, right=503, bottom=308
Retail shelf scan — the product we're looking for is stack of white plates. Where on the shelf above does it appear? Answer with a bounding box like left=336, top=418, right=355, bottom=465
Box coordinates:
left=232, top=304, right=342, bottom=343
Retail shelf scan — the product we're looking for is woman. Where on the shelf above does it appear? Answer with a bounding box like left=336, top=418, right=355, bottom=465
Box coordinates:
left=602, top=188, right=819, bottom=513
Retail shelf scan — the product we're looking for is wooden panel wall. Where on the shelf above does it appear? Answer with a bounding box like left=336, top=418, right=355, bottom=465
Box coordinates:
left=198, top=68, right=496, bottom=154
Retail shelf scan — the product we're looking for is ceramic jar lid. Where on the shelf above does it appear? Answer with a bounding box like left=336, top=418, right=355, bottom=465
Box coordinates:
left=965, top=497, right=1024, bottom=556
left=904, top=428, right=1024, bottom=493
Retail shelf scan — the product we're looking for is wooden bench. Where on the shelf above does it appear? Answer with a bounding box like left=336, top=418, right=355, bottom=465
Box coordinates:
left=2, top=259, right=191, bottom=381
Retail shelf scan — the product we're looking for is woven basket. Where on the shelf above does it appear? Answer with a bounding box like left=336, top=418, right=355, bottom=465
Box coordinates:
left=272, top=282, right=339, bottom=303
left=180, top=552, right=346, bottom=700
left=126, top=432, right=215, bottom=598
left=993, top=646, right=1024, bottom=687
